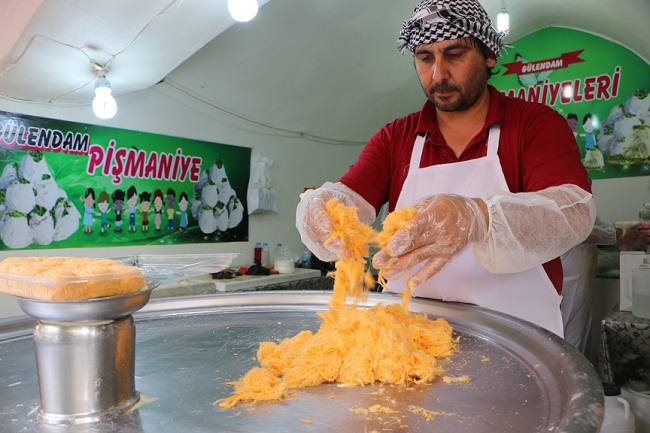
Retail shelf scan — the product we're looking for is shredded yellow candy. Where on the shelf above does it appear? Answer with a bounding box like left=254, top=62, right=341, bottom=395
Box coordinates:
left=442, top=375, right=470, bottom=384
left=407, top=405, right=439, bottom=421
left=324, top=198, right=378, bottom=309
left=376, top=206, right=418, bottom=308
left=216, top=199, right=455, bottom=409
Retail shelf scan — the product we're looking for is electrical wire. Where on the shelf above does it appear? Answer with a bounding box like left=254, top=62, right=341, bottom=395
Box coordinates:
left=161, top=78, right=367, bottom=146
left=0, top=0, right=186, bottom=103
left=103, top=0, right=185, bottom=70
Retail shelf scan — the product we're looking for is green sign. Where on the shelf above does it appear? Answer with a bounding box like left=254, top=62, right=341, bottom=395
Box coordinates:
left=0, top=111, right=250, bottom=251
left=491, top=27, right=650, bottom=179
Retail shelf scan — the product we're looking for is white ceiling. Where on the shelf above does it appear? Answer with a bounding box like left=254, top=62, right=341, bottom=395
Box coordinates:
left=0, top=0, right=272, bottom=104
left=0, top=0, right=648, bottom=144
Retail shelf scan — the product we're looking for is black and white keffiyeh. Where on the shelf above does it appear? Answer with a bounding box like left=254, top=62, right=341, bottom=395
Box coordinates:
left=397, top=0, right=508, bottom=59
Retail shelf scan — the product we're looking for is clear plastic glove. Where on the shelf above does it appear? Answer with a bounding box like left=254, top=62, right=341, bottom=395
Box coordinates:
left=372, top=194, right=487, bottom=289
left=296, top=182, right=376, bottom=261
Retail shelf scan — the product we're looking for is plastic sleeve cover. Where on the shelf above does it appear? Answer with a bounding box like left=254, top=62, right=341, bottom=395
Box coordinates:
left=472, top=184, right=597, bottom=273
left=295, top=182, right=376, bottom=262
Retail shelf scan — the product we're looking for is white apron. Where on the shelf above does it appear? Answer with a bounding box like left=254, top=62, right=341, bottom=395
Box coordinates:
left=387, top=124, right=564, bottom=337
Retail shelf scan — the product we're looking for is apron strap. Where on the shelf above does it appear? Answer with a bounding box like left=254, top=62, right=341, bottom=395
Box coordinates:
left=409, top=134, right=427, bottom=172
left=486, top=123, right=501, bottom=156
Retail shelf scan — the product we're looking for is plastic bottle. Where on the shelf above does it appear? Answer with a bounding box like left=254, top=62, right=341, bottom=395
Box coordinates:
left=621, top=382, right=650, bottom=432
left=254, top=242, right=262, bottom=265
left=261, top=243, right=270, bottom=266
left=274, top=243, right=295, bottom=274
left=601, top=383, right=636, bottom=433
left=301, top=245, right=312, bottom=269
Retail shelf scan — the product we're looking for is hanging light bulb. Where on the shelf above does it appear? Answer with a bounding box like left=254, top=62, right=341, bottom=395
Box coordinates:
left=497, top=0, right=509, bottom=32
left=92, top=76, right=117, bottom=120
left=228, top=0, right=258, bottom=22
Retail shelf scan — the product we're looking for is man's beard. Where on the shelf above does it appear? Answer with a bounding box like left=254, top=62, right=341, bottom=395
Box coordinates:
left=424, top=76, right=486, bottom=113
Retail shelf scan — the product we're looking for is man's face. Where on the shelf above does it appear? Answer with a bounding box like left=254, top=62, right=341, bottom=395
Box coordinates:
left=412, top=38, right=495, bottom=113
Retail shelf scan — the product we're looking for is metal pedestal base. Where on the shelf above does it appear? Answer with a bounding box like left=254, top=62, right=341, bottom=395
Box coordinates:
left=33, top=315, right=139, bottom=425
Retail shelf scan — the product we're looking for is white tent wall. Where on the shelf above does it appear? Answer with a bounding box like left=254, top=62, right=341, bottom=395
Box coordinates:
left=591, top=177, right=650, bottom=224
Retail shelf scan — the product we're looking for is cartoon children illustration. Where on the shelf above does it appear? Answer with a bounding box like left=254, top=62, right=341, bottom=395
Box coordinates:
left=166, top=188, right=176, bottom=233
left=112, top=189, right=125, bottom=233
left=139, top=191, right=152, bottom=233
left=177, top=191, right=189, bottom=232
left=97, top=192, right=112, bottom=236
left=581, top=113, right=605, bottom=170
left=127, top=186, right=138, bottom=233
left=582, top=114, right=596, bottom=151
left=152, top=189, right=164, bottom=232
left=567, top=113, right=579, bottom=139
left=80, top=188, right=98, bottom=234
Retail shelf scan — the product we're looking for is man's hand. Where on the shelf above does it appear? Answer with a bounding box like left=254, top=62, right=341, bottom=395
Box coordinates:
left=373, top=194, right=487, bottom=290
left=296, top=182, right=376, bottom=261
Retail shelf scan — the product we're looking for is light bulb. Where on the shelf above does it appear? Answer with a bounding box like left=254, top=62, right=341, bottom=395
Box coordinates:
left=497, top=0, right=509, bottom=32
left=92, top=76, right=117, bottom=120
left=228, top=0, right=258, bottom=22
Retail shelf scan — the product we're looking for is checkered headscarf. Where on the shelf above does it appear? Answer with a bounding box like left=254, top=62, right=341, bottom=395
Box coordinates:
left=397, top=0, right=508, bottom=59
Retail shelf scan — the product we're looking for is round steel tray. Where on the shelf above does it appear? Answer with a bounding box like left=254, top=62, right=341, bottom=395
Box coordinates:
left=15, top=280, right=160, bottom=322
left=0, top=291, right=604, bottom=432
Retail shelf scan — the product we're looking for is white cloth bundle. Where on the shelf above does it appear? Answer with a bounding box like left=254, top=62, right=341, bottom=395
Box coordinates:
left=247, top=152, right=278, bottom=214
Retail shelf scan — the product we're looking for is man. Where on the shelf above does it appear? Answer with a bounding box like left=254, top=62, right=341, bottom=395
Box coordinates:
left=296, top=0, right=596, bottom=337
left=561, top=214, right=616, bottom=353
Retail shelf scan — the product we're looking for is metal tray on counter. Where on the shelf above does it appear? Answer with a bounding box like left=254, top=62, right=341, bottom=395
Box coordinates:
left=0, top=291, right=603, bottom=433
left=110, top=253, right=238, bottom=283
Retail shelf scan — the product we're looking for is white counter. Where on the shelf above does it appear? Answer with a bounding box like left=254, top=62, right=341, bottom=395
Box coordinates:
left=152, top=268, right=322, bottom=296
left=211, top=268, right=321, bottom=292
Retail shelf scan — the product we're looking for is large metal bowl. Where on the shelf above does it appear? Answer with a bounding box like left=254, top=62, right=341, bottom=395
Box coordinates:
left=0, top=291, right=604, bottom=432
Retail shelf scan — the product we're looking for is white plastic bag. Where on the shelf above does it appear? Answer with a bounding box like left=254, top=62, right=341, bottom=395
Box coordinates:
left=247, top=152, right=278, bottom=214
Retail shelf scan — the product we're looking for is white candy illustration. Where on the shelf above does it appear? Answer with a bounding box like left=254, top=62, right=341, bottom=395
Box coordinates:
left=190, top=159, right=245, bottom=234
left=0, top=151, right=79, bottom=248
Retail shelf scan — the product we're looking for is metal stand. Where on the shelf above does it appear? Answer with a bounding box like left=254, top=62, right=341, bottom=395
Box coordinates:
left=33, top=316, right=139, bottom=425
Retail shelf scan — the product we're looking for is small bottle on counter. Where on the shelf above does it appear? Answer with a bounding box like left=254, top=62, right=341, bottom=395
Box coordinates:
left=274, top=243, right=295, bottom=274
left=254, top=242, right=262, bottom=265
left=301, top=245, right=312, bottom=268
left=261, top=243, right=270, bottom=266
